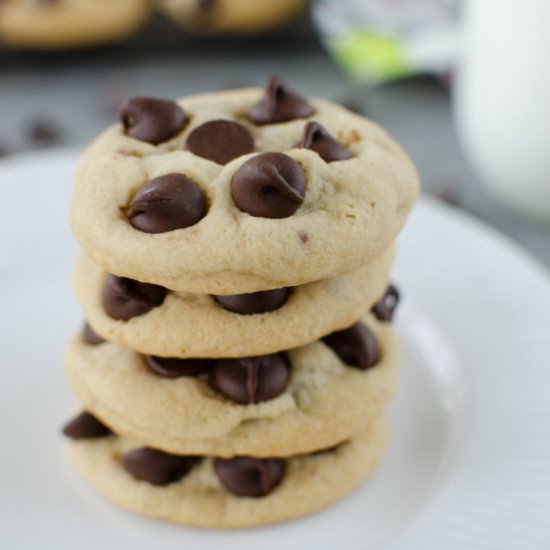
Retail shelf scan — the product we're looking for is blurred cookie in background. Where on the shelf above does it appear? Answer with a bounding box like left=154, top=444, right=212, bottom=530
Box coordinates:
left=0, top=0, right=151, bottom=49
left=160, top=0, right=309, bottom=35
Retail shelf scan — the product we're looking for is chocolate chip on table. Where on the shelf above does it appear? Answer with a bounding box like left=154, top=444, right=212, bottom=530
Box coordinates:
left=145, top=356, right=215, bottom=378
left=127, top=174, right=207, bottom=234
left=372, top=285, right=400, bottom=323
left=121, top=447, right=200, bottom=486
left=248, top=76, right=315, bottom=124
left=83, top=322, right=105, bottom=345
left=214, top=456, right=285, bottom=497
left=197, top=0, right=216, bottom=11
left=322, top=322, right=381, bottom=369
left=213, top=287, right=290, bottom=314
left=119, top=97, right=188, bottom=144
left=27, top=118, right=61, bottom=146
left=62, top=411, right=111, bottom=440
left=102, top=275, right=167, bottom=321
left=185, top=120, right=254, bottom=165
left=210, top=354, right=290, bottom=404
left=432, top=184, right=461, bottom=207
left=231, top=152, right=306, bottom=218
left=296, top=121, right=353, bottom=163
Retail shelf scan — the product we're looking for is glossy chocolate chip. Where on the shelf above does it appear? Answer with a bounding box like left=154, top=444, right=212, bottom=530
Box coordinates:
left=102, top=275, right=167, bottom=321
left=210, top=354, right=290, bottom=404
left=322, top=322, right=381, bottom=369
left=120, top=97, right=188, bottom=145
left=185, top=120, right=254, bottom=165
left=127, top=174, right=207, bottom=234
left=62, top=412, right=111, bottom=440
left=297, top=121, right=353, bottom=162
left=372, top=284, right=400, bottom=323
left=231, top=152, right=306, bottom=218
left=145, top=355, right=215, bottom=378
left=248, top=76, right=314, bottom=124
left=121, top=447, right=200, bottom=486
left=214, top=456, right=284, bottom=497
left=213, top=287, right=290, bottom=314
left=197, top=0, right=216, bottom=9
left=83, top=322, right=105, bottom=345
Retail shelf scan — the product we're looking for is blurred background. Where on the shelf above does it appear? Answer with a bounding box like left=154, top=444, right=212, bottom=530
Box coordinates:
left=1, top=0, right=549, bottom=266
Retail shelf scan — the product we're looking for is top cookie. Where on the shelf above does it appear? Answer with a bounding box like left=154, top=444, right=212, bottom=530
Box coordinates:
left=71, top=77, right=419, bottom=294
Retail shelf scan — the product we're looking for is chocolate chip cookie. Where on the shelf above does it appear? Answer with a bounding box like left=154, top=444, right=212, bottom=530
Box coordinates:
left=160, top=0, right=307, bottom=35
left=73, top=246, right=395, bottom=358
left=0, top=0, right=150, bottom=49
left=71, top=77, right=419, bottom=294
left=65, top=414, right=388, bottom=528
left=65, top=316, right=398, bottom=457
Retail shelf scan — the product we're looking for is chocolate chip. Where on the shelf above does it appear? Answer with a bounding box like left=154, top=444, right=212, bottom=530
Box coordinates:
left=127, top=174, right=207, bottom=234
left=120, top=97, right=188, bottom=145
left=185, top=120, right=254, bottom=165
left=145, top=355, right=215, bottom=378
left=121, top=447, right=200, bottom=486
left=27, top=118, right=61, bottom=146
left=210, top=354, right=290, bottom=404
left=83, top=322, right=105, bottom=345
left=197, top=0, right=216, bottom=9
left=248, top=76, right=314, bottom=125
left=372, top=285, right=400, bottom=323
left=231, top=152, right=306, bottom=218
left=214, top=456, right=284, bottom=497
left=322, top=322, right=381, bottom=369
left=213, top=287, right=290, bottom=314
left=432, top=184, right=461, bottom=207
left=102, top=275, right=167, bottom=321
left=297, top=122, right=352, bottom=163
left=62, top=411, right=111, bottom=440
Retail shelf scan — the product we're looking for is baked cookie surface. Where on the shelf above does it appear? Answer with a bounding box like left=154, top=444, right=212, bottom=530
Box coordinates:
left=66, top=416, right=388, bottom=528
left=74, top=246, right=394, bottom=358
left=65, top=317, right=398, bottom=456
left=159, top=0, right=307, bottom=35
left=0, top=0, right=150, bottom=49
left=71, top=80, right=419, bottom=294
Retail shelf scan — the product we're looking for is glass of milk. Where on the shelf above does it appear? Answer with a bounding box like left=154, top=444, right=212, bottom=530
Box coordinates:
left=453, top=0, right=550, bottom=223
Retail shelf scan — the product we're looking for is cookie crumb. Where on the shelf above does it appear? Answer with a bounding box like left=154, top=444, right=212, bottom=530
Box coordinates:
left=348, top=129, right=361, bottom=145
left=117, top=149, right=144, bottom=158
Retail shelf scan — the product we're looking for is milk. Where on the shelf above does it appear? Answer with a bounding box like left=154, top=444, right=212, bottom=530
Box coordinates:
left=454, top=0, right=550, bottom=222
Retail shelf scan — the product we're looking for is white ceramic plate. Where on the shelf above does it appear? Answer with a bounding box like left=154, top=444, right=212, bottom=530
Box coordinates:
left=1, top=150, right=549, bottom=549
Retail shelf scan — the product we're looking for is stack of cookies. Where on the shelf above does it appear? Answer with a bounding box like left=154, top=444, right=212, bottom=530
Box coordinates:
left=62, top=77, right=419, bottom=528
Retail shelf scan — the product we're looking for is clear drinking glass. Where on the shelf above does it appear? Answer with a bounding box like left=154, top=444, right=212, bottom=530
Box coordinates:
left=453, top=0, right=550, bottom=222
